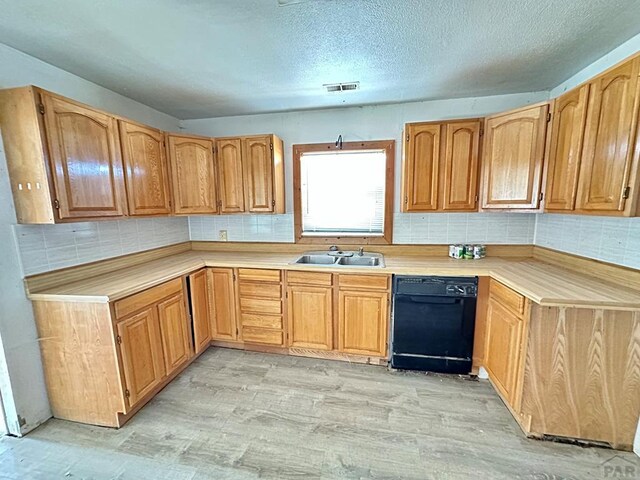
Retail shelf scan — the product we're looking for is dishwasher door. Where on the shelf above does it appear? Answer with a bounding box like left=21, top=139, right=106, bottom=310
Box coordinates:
left=391, top=293, right=476, bottom=374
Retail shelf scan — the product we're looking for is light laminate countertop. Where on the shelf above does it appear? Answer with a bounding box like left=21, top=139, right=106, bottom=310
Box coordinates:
left=26, top=251, right=640, bottom=309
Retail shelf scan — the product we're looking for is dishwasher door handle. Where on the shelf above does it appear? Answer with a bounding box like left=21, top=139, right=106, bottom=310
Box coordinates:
left=395, top=295, right=460, bottom=305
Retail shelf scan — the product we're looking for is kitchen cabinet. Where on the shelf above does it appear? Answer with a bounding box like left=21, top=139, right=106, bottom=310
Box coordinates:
left=237, top=268, right=284, bottom=346
left=208, top=268, right=239, bottom=341
left=576, top=57, right=640, bottom=214
left=402, top=119, right=481, bottom=212
left=167, top=134, right=217, bottom=215
left=188, top=269, right=212, bottom=354
left=286, top=272, right=333, bottom=350
left=215, top=137, right=245, bottom=213
left=243, top=135, right=285, bottom=213
left=545, top=85, right=590, bottom=211
left=116, top=306, right=166, bottom=407
left=0, top=87, right=130, bottom=223
left=484, top=279, right=528, bottom=408
left=337, top=274, right=390, bottom=357
left=480, top=104, right=549, bottom=210
left=119, top=120, right=171, bottom=215
left=157, top=291, right=192, bottom=375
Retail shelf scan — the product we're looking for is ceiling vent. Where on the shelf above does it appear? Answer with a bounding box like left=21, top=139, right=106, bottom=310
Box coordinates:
left=324, top=82, right=360, bottom=93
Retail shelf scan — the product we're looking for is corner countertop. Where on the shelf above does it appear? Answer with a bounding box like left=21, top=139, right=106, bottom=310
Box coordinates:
left=25, top=250, right=640, bottom=310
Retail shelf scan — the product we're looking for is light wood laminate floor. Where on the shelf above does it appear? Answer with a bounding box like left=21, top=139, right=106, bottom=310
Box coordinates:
left=1, top=348, right=638, bottom=479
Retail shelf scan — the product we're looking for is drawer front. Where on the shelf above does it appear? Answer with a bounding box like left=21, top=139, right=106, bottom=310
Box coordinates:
left=239, top=282, right=282, bottom=299
left=339, top=274, right=389, bottom=291
left=287, top=271, right=333, bottom=286
left=115, top=277, right=183, bottom=319
left=490, top=279, right=525, bottom=316
left=240, top=297, right=282, bottom=315
left=238, top=268, right=281, bottom=283
left=241, top=313, right=283, bottom=329
left=242, top=327, right=283, bottom=346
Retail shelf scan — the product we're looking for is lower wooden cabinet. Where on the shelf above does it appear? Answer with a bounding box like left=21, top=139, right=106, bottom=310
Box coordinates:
left=484, top=298, right=524, bottom=405
left=237, top=268, right=284, bottom=346
left=116, top=306, right=166, bottom=407
left=287, top=284, right=333, bottom=350
left=188, top=269, right=212, bottom=353
left=338, top=289, right=389, bottom=357
left=208, top=268, right=239, bottom=341
left=157, top=291, right=192, bottom=375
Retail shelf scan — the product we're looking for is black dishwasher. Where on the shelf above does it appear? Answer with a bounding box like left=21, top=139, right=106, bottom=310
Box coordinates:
left=391, top=276, right=477, bottom=374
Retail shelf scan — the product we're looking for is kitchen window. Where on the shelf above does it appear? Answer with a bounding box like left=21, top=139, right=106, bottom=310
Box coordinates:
left=293, top=140, right=395, bottom=244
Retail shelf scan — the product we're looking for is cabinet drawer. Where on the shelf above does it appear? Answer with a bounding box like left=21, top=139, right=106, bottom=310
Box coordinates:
left=238, top=282, right=282, bottom=299
left=238, top=268, right=281, bottom=282
left=242, top=327, right=283, bottom=346
left=239, top=297, right=282, bottom=315
left=339, top=274, right=389, bottom=291
left=490, top=280, right=525, bottom=316
left=287, top=271, right=333, bottom=286
left=115, top=278, right=183, bottom=319
left=241, top=313, right=283, bottom=329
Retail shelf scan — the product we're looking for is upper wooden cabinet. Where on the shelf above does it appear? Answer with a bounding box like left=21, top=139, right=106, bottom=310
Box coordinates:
left=216, top=137, right=245, bottom=213
left=402, top=119, right=481, bottom=212
left=576, top=58, right=640, bottom=214
left=119, top=120, right=171, bottom=215
left=402, top=120, right=481, bottom=212
left=167, top=134, right=217, bottom=215
left=216, top=135, right=285, bottom=214
left=481, top=104, right=549, bottom=210
left=545, top=85, right=590, bottom=211
left=403, top=123, right=441, bottom=211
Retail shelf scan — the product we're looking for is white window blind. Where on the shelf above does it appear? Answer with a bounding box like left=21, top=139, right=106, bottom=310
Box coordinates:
left=300, top=149, right=387, bottom=236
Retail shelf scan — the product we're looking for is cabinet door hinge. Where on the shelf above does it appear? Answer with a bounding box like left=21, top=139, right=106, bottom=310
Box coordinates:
left=404, top=196, right=408, bottom=204
left=270, top=143, right=273, bottom=151
left=479, top=128, right=484, bottom=137
left=124, top=389, right=130, bottom=398
left=53, top=199, right=60, bottom=209
left=232, top=272, right=236, bottom=281
left=116, top=335, right=122, bottom=345
left=538, top=192, right=544, bottom=202
left=623, top=186, right=631, bottom=199
left=547, top=112, right=552, bottom=123
left=474, top=194, right=479, bottom=202
left=38, top=103, right=45, bottom=115
left=271, top=199, right=276, bottom=207
left=406, top=134, right=410, bottom=142
left=236, top=327, right=239, bottom=336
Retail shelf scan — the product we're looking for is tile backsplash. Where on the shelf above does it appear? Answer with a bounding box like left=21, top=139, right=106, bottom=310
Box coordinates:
left=535, top=214, right=640, bottom=270
left=188, top=213, right=536, bottom=245
left=11, top=212, right=640, bottom=276
left=14, top=217, right=189, bottom=275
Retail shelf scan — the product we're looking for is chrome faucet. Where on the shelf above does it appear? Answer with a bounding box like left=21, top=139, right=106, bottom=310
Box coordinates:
left=358, top=247, right=364, bottom=256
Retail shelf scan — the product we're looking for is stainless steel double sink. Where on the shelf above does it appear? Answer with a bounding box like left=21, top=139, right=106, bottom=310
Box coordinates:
left=291, top=251, right=385, bottom=268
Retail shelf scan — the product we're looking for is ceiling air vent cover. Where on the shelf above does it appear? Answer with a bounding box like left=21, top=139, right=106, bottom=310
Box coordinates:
left=324, top=82, right=360, bottom=93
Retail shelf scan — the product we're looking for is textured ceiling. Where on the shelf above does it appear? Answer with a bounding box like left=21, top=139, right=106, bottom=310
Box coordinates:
left=1, top=0, right=640, bottom=119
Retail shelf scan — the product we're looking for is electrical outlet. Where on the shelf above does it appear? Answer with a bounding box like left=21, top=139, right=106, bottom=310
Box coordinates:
left=218, top=230, right=228, bottom=241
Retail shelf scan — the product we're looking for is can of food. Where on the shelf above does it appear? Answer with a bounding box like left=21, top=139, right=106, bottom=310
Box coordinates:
left=473, top=244, right=486, bottom=259
left=463, top=245, right=474, bottom=259
left=450, top=244, right=464, bottom=259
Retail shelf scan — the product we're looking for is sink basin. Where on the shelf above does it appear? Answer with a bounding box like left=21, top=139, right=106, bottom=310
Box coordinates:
left=294, top=254, right=338, bottom=265
left=337, top=256, right=382, bottom=267
left=292, top=251, right=384, bottom=267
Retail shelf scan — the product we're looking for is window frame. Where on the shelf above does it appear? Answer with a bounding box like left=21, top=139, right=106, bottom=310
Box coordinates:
left=293, top=140, right=395, bottom=245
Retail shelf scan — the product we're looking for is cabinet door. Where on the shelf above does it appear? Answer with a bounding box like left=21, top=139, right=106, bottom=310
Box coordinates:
left=208, top=268, right=239, bottom=341
left=119, top=120, right=171, bottom=215
left=287, top=285, right=333, bottom=350
left=481, top=104, right=548, bottom=209
left=442, top=120, right=481, bottom=211
left=403, top=123, right=441, bottom=211
left=484, top=299, right=523, bottom=405
left=41, top=93, right=127, bottom=219
left=338, top=289, right=388, bottom=357
left=577, top=58, right=640, bottom=212
left=545, top=86, right=590, bottom=211
left=116, top=307, right=165, bottom=408
left=168, top=135, right=217, bottom=214
left=216, top=138, right=245, bottom=213
left=157, top=291, right=192, bottom=376
left=188, top=269, right=212, bottom=354
left=242, top=136, right=274, bottom=212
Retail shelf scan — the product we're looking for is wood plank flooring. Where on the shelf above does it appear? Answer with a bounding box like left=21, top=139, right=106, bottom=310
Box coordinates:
left=1, top=348, right=638, bottom=479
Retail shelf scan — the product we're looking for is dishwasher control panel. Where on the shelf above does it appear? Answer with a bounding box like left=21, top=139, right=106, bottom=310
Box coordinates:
left=394, top=276, right=478, bottom=297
